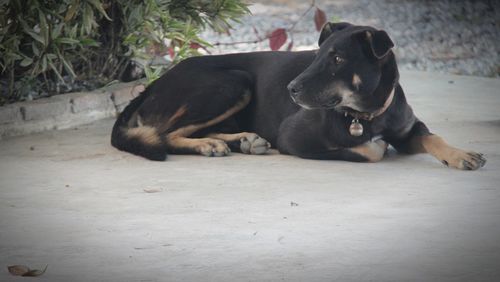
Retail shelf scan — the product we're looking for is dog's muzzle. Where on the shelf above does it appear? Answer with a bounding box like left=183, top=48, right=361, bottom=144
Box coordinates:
left=287, top=80, right=303, bottom=99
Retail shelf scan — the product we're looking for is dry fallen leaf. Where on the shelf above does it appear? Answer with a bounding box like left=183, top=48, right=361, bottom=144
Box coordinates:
left=7, top=265, right=29, bottom=276
left=7, top=265, right=47, bottom=277
left=143, top=188, right=163, bottom=193
left=23, top=265, right=48, bottom=277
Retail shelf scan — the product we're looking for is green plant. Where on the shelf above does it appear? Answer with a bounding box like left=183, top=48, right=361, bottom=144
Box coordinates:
left=0, top=0, right=250, bottom=105
left=144, top=64, right=163, bottom=84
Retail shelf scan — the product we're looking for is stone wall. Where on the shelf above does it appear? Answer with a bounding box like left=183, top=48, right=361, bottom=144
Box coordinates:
left=0, top=81, right=145, bottom=139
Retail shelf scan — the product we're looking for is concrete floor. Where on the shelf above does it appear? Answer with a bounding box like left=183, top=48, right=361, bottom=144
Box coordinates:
left=0, top=71, right=499, bottom=281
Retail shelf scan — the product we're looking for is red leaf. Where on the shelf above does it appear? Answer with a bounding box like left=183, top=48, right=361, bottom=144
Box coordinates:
left=168, top=47, right=175, bottom=59
left=314, top=7, right=327, bottom=31
left=269, top=28, right=287, bottom=51
left=286, top=41, right=293, bottom=51
left=189, top=42, right=201, bottom=50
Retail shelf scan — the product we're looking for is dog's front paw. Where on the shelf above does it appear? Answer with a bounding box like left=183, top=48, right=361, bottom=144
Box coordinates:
left=441, top=150, right=486, bottom=170
left=240, top=134, right=271, bottom=155
left=375, top=139, right=389, bottom=154
left=347, top=139, right=388, bottom=162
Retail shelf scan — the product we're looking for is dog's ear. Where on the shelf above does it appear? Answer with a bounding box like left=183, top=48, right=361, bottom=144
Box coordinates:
left=318, top=22, right=352, bottom=46
left=362, top=30, right=394, bottom=59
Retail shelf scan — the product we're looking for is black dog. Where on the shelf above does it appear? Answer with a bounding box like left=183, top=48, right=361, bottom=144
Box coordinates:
left=111, top=22, right=486, bottom=170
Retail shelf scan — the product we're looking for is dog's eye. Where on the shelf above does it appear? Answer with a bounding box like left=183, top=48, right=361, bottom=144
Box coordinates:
left=334, top=56, right=344, bottom=65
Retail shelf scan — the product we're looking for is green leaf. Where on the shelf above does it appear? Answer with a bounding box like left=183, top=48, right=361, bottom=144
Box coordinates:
left=51, top=23, right=64, bottom=39
left=82, top=3, right=94, bottom=35
left=20, top=57, right=33, bottom=67
left=19, top=16, right=45, bottom=44
left=45, top=53, right=57, bottom=60
left=41, top=55, right=47, bottom=72
left=6, top=51, right=22, bottom=61
left=79, top=38, right=99, bottom=47
left=56, top=37, right=80, bottom=45
left=26, top=30, right=44, bottom=44
left=60, top=56, right=76, bottom=78
left=68, top=24, right=76, bottom=36
left=86, top=0, right=111, bottom=20
left=65, top=0, right=80, bottom=22
left=47, top=59, right=65, bottom=82
left=38, top=9, right=49, bottom=46
left=32, top=43, right=40, bottom=56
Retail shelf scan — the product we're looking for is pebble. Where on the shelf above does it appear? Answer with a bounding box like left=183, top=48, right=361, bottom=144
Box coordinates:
left=200, top=0, right=499, bottom=77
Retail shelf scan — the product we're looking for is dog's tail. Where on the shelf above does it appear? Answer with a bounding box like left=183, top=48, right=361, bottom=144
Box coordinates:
left=111, top=88, right=168, bottom=161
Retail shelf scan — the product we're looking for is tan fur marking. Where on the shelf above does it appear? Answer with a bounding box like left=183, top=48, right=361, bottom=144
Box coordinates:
left=137, top=115, right=144, bottom=127
left=169, top=137, right=222, bottom=149
left=168, top=137, right=230, bottom=156
left=332, top=81, right=361, bottom=112
left=206, top=132, right=254, bottom=142
left=126, top=126, right=161, bottom=146
left=165, top=105, right=187, bottom=131
left=348, top=140, right=388, bottom=162
left=411, top=135, right=485, bottom=170
left=352, top=74, right=362, bottom=89
left=410, top=135, right=457, bottom=157
left=166, top=93, right=251, bottom=141
left=158, top=105, right=188, bottom=132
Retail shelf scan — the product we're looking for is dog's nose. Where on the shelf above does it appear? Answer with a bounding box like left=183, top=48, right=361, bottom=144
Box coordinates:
left=287, top=81, right=303, bottom=97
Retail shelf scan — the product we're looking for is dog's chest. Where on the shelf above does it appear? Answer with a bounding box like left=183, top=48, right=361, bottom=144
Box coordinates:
left=326, top=115, right=387, bottom=148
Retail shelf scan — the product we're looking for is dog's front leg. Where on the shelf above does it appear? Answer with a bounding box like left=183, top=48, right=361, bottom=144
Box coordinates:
left=277, top=113, right=388, bottom=162
left=388, top=120, right=486, bottom=170
left=279, top=137, right=388, bottom=162
left=347, top=139, right=388, bottom=162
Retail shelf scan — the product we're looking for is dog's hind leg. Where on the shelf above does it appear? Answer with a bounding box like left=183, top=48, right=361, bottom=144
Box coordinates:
left=206, top=132, right=271, bottom=155
left=165, top=92, right=251, bottom=157
left=167, top=137, right=231, bottom=157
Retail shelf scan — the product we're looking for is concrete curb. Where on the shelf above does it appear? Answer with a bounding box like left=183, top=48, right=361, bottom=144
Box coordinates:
left=0, top=80, right=145, bottom=139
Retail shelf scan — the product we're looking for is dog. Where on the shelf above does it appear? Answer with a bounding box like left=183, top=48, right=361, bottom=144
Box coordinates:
left=111, top=22, right=486, bottom=170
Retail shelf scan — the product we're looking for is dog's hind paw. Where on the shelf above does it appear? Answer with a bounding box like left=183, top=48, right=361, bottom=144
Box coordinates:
left=197, top=139, right=231, bottom=157
left=240, top=134, right=271, bottom=155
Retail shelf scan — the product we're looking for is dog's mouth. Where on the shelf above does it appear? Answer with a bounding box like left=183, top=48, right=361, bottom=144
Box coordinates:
left=292, top=97, right=342, bottom=110
left=339, top=106, right=358, bottom=113
left=325, top=99, right=341, bottom=108
left=339, top=105, right=368, bottom=116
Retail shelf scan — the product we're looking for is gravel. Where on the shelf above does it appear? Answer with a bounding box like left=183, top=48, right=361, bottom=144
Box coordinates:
left=200, top=0, right=500, bottom=77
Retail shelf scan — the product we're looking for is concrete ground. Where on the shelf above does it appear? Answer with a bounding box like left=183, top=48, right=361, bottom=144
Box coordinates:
left=0, top=71, right=499, bottom=282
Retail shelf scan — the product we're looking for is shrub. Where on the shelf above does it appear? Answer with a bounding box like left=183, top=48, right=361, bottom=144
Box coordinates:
left=0, top=0, right=249, bottom=105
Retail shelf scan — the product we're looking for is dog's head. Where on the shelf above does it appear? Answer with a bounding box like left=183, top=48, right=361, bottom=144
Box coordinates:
left=288, top=22, right=398, bottom=114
